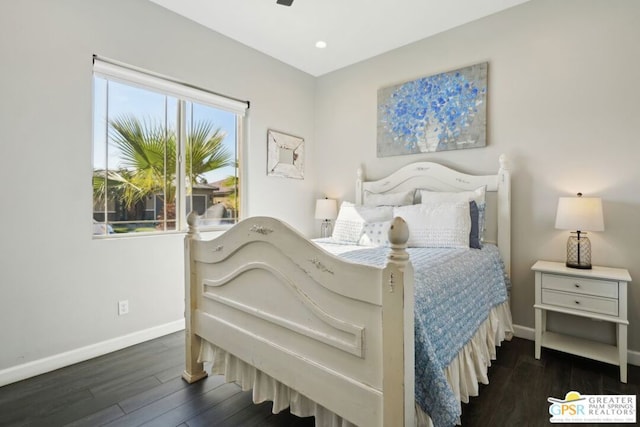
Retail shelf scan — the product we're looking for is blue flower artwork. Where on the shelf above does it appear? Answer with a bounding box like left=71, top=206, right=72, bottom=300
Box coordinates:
left=377, top=63, right=487, bottom=157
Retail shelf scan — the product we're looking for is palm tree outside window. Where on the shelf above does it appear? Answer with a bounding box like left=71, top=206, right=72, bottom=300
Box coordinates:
left=92, top=57, right=247, bottom=236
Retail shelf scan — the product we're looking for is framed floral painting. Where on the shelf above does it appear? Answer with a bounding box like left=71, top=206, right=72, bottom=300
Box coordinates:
left=377, top=62, right=487, bottom=157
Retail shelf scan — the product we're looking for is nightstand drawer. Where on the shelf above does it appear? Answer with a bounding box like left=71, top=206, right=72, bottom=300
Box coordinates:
left=541, top=289, right=618, bottom=316
left=541, top=273, right=618, bottom=299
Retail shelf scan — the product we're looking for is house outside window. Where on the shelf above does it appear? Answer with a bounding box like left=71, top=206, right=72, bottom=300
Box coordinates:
left=92, top=57, right=248, bottom=236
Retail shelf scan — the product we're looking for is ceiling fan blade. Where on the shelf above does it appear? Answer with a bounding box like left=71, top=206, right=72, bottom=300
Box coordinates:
left=276, top=0, right=294, bottom=6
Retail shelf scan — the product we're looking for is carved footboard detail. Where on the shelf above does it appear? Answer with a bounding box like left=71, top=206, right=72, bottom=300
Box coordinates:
left=184, top=215, right=414, bottom=427
left=201, top=262, right=365, bottom=357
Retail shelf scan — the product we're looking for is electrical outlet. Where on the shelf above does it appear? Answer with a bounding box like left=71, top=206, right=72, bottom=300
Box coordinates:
left=118, top=300, right=129, bottom=316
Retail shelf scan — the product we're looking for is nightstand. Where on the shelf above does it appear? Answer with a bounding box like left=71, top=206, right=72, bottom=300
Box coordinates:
left=532, top=260, right=632, bottom=383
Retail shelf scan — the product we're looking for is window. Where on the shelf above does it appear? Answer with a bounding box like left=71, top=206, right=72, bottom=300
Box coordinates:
left=92, top=57, right=248, bottom=236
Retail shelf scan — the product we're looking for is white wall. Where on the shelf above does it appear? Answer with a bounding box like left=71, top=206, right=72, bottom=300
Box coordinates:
left=314, top=0, right=640, bottom=352
left=0, top=0, right=316, bottom=380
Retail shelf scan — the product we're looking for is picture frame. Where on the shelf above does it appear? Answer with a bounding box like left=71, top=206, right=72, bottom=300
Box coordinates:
left=267, top=129, right=304, bottom=179
left=377, top=62, right=488, bottom=157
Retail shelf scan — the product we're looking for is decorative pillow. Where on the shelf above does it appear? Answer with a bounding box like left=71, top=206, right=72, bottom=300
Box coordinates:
left=420, top=186, right=487, bottom=241
left=419, top=186, right=486, bottom=205
left=469, top=200, right=481, bottom=249
left=332, top=202, right=393, bottom=243
left=393, top=202, right=471, bottom=248
left=359, top=221, right=391, bottom=246
left=363, top=189, right=414, bottom=207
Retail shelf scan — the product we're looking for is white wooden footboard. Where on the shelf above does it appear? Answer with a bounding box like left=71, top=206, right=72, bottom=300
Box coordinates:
left=183, top=214, right=414, bottom=427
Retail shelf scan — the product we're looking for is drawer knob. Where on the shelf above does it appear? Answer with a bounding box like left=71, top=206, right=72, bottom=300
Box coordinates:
left=574, top=283, right=581, bottom=288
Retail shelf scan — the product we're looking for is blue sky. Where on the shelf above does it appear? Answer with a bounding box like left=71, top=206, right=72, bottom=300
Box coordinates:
left=93, top=78, right=237, bottom=184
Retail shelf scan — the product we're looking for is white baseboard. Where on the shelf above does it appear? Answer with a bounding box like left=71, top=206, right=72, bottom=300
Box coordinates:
left=513, top=323, right=535, bottom=341
left=0, top=319, right=185, bottom=387
left=628, top=349, right=640, bottom=367
left=512, top=323, right=639, bottom=367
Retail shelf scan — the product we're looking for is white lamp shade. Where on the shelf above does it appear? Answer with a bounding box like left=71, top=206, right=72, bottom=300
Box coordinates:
left=555, top=196, right=604, bottom=232
left=315, top=199, right=337, bottom=220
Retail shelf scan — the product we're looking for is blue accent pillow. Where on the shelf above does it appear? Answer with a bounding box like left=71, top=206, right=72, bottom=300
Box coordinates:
left=469, top=200, right=481, bottom=249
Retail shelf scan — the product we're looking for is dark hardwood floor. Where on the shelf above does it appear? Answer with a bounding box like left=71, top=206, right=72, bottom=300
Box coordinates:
left=0, top=332, right=637, bottom=426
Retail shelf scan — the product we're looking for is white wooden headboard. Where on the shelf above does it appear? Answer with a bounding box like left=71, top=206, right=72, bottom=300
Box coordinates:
left=355, top=155, right=511, bottom=277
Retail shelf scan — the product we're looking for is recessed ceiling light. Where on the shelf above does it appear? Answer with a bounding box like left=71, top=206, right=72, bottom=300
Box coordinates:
left=315, top=40, right=327, bottom=49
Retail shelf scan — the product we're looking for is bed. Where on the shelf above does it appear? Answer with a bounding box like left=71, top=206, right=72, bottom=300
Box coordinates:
left=182, top=156, right=513, bottom=427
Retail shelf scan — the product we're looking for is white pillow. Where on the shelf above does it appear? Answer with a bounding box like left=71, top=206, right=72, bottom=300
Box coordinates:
left=363, top=189, right=414, bottom=207
left=332, top=202, right=393, bottom=243
left=358, top=221, right=391, bottom=246
left=419, top=186, right=486, bottom=206
left=393, top=202, right=471, bottom=248
left=419, top=186, right=487, bottom=241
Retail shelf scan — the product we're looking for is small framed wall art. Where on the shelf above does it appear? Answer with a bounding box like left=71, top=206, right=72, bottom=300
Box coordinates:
left=267, top=129, right=304, bottom=179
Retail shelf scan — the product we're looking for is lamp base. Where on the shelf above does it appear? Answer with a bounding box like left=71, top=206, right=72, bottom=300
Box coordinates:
left=320, top=220, right=333, bottom=238
left=565, top=262, right=592, bottom=270
left=565, top=232, right=592, bottom=269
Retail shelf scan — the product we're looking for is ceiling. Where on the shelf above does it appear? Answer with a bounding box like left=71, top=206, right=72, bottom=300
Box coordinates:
left=149, top=0, right=530, bottom=77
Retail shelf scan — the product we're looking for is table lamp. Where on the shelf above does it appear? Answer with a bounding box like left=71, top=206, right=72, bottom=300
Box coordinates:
left=315, top=198, right=337, bottom=238
left=555, top=193, right=604, bottom=269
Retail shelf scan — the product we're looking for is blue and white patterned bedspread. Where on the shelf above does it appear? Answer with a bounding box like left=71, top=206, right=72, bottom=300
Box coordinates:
left=316, top=240, right=510, bottom=427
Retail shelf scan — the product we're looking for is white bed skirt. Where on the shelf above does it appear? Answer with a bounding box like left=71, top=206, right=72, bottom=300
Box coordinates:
left=197, top=300, right=513, bottom=427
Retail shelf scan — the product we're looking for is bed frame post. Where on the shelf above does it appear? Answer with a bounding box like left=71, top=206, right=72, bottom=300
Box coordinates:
left=382, top=217, right=415, bottom=426
left=182, top=212, right=208, bottom=384
left=355, top=166, right=364, bottom=205
left=497, top=154, right=511, bottom=278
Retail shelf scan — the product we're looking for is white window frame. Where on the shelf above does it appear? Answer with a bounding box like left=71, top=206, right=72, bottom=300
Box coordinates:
left=92, top=56, right=249, bottom=236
